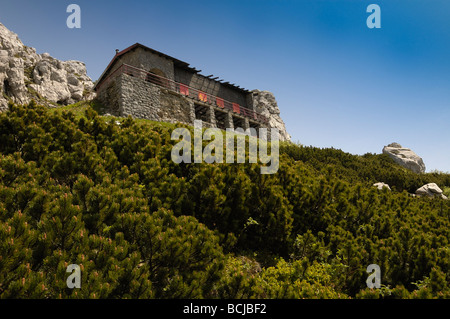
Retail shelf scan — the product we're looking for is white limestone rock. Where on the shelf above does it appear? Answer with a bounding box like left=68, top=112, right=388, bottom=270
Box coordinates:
left=415, top=183, right=447, bottom=200
left=0, top=22, right=94, bottom=110
left=6, top=57, right=28, bottom=104
left=382, top=143, right=426, bottom=174
left=373, top=182, right=391, bottom=191
left=251, top=89, right=291, bottom=142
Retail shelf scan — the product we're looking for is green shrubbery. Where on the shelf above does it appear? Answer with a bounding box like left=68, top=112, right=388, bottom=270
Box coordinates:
left=0, top=101, right=449, bottom=298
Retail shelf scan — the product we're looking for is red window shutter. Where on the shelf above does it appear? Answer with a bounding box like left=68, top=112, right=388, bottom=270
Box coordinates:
left=179, top=84, right=189, bottom=96
left=216, top=97, right=224, bottom=108
left=198, top=92, right=208, bottom=103
left=232, top=103, right=240, bottom=114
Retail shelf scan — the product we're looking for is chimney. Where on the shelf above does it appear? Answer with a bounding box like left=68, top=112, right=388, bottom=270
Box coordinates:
left=115, top=49, right=119, bottom=55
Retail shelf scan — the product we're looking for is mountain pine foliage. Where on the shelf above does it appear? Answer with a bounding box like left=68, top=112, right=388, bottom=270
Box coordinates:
left=0, top=101, right=449, bottom=298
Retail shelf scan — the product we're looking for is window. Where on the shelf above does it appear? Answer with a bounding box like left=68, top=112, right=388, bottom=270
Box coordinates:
left=249, top=121, right=260, bottom=137
left=232, top=116, right=245, bottom=130
left=194, top=103, right=209, bottom=122
left=214, top=109, right=228, bottom=130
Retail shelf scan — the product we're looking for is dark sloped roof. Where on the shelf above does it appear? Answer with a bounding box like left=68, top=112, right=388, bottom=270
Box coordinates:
left=95, top=43, right=250, bottom=93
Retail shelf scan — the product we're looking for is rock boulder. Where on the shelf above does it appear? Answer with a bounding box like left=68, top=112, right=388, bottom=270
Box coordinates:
left=415, top=183, right=447, bottom=200
left=252, top=89, right=291, bottom=142
left=0, top=22, right=94, bottom=111
left=382, top=143, right=426, bottom=174
left=373, top=182, right=391, bottom=191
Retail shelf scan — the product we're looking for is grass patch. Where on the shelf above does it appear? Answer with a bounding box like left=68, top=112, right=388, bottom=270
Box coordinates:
left=24, top=66, right=34, bottom=79
left=443, top=186, right=450, bottom=198
left=49, top=99, right=178, bottom=131
left=47, top=100, right=91, bottom=118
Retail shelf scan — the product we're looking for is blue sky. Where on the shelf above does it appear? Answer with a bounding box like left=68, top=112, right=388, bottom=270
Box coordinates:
left=1, top=0, right=449, bottom=172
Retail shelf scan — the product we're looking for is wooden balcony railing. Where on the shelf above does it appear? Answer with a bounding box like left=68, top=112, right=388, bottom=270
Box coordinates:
left=96, top=63, right=269, bottom=124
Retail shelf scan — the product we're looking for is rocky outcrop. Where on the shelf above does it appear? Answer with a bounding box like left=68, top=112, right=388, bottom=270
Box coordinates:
left=0, top=22, right=94, bottom=111
left=415, top=183, right=447, bottom=200
left=252, top=90, right=291, bottom=142
left=373, top=182, right=391, bottom=191
left=382, top=143, right=426, bottom=174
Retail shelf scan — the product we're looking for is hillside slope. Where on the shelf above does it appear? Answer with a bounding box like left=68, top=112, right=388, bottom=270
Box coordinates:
left=0, top=101, right=449, bottom=298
